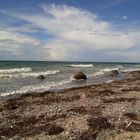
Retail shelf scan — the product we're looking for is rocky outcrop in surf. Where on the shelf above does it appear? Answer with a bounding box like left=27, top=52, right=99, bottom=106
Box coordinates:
left=73, top=71, right=87, bottom=80
left=109, top=70, right=119, bottom=77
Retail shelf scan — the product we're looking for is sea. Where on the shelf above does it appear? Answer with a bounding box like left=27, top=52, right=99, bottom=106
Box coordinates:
left=0, top=61, right=140, bottom=98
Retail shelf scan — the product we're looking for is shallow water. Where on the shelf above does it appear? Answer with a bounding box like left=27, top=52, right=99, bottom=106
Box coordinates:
left=0, top=61, right=140, bottom=97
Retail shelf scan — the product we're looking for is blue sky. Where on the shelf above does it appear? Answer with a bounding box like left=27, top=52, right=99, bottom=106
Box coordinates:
left=0, top=0, right=140, bottom=62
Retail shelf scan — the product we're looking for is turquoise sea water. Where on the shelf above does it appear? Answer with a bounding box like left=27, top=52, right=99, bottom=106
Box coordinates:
left=0, top=61, right=140, bottom=97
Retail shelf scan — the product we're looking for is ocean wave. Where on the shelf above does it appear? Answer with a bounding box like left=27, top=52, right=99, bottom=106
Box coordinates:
left=116, top=65, right=123, bottom=68
left=101, top=65, right=123, bottom=72
left=0, top=79, right=71, bottom=97
left=92, top=65, right=123, bottom=77
left=102, top=68, right=119, bottom=72
left=121, top=68, right=140, bottom=72
left=0, top=67, right=32, bottom=74
left=132, top=64, right=140, bottom=68
left=0, top=70, right=60, bottom=78
left=93, top=71, right=105, bottom=76
left=0, top=85, right=51, bottom=97
left=66, top=64, right=94, bottom=67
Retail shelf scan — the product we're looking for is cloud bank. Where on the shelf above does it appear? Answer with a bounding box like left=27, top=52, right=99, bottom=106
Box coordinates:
left=0, top=4, right=140, bottom=61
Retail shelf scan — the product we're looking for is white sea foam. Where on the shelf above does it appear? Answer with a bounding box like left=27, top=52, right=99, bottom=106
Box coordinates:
left=121, top=68, right=140, bottom=72
left=0, top=67, right=32, bottom=74
left=102, top=65, right=123, bottom=72
left=101, top=65, right=123, bottom=72
left=116, top=65, right=123, bottom=68
left=0, top=86, right=51, bottom=97
left=0, top=70, right=60, bottom=78
left=106, top=80, right=113, bottom=83
left=67, top=64, right=94, bottom=67
left=93, top=71, right=105, bottom=76
left=92, top=65, right=123, bottom=77
left=102, top=68, right=118, bottom=72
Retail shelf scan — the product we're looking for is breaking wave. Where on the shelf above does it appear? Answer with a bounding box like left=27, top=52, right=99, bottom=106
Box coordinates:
left=0, top=67, right=32, bottom=74
left=93, top=65, right=123, bottom=77
left=101, top=65, right=123, bottom=72
left=93, top=71, right=105, bottom=77
left=0, top=79, right=71, bottom=97
left=66, top=64, right=94, bottom=67
left=121, top=68, right=140, bottom=72
left=0, top=70, right=60, bottom=78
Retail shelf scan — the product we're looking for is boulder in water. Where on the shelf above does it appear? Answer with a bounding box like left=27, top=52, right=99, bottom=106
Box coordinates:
left=73, top=71, right=87, bottom=80
left=109, top=70, right=119, bottom=77
left=37, top=75, right=45, bottom=80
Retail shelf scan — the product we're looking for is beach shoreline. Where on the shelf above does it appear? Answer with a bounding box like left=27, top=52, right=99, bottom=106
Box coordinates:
left=0, top=70, right=140, bottom=140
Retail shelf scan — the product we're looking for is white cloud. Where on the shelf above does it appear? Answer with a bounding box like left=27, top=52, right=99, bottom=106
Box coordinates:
left=1, top=4, right=140, bottom=61
left=0, top=30, right=40, bottom=45
left=4, top=25, right=44, bottom=33
left=114, top=15, right=128, bottom=20
left=122, top=16, right=128, bottom=20
left=0, top=30, right=42, bottom=59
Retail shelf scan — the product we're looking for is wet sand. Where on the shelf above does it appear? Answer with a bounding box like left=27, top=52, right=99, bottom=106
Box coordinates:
left=0, top=71, right=140, bottom=140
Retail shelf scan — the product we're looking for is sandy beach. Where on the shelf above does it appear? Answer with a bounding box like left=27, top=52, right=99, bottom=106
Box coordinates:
left=0, top=71, right=140, bottom=140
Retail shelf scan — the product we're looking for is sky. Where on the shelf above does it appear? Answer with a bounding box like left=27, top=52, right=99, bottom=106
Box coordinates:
left=0, top=0, right=140, bottom=62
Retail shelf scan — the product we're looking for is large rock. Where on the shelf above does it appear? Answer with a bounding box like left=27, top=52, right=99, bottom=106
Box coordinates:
left=109, top=70, right=119, bottom=77
left=128, top=71, right=140, bottom=79
left=73, top=71, right=87, bottom=80
left=37, top=75, right=45, bottom=80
